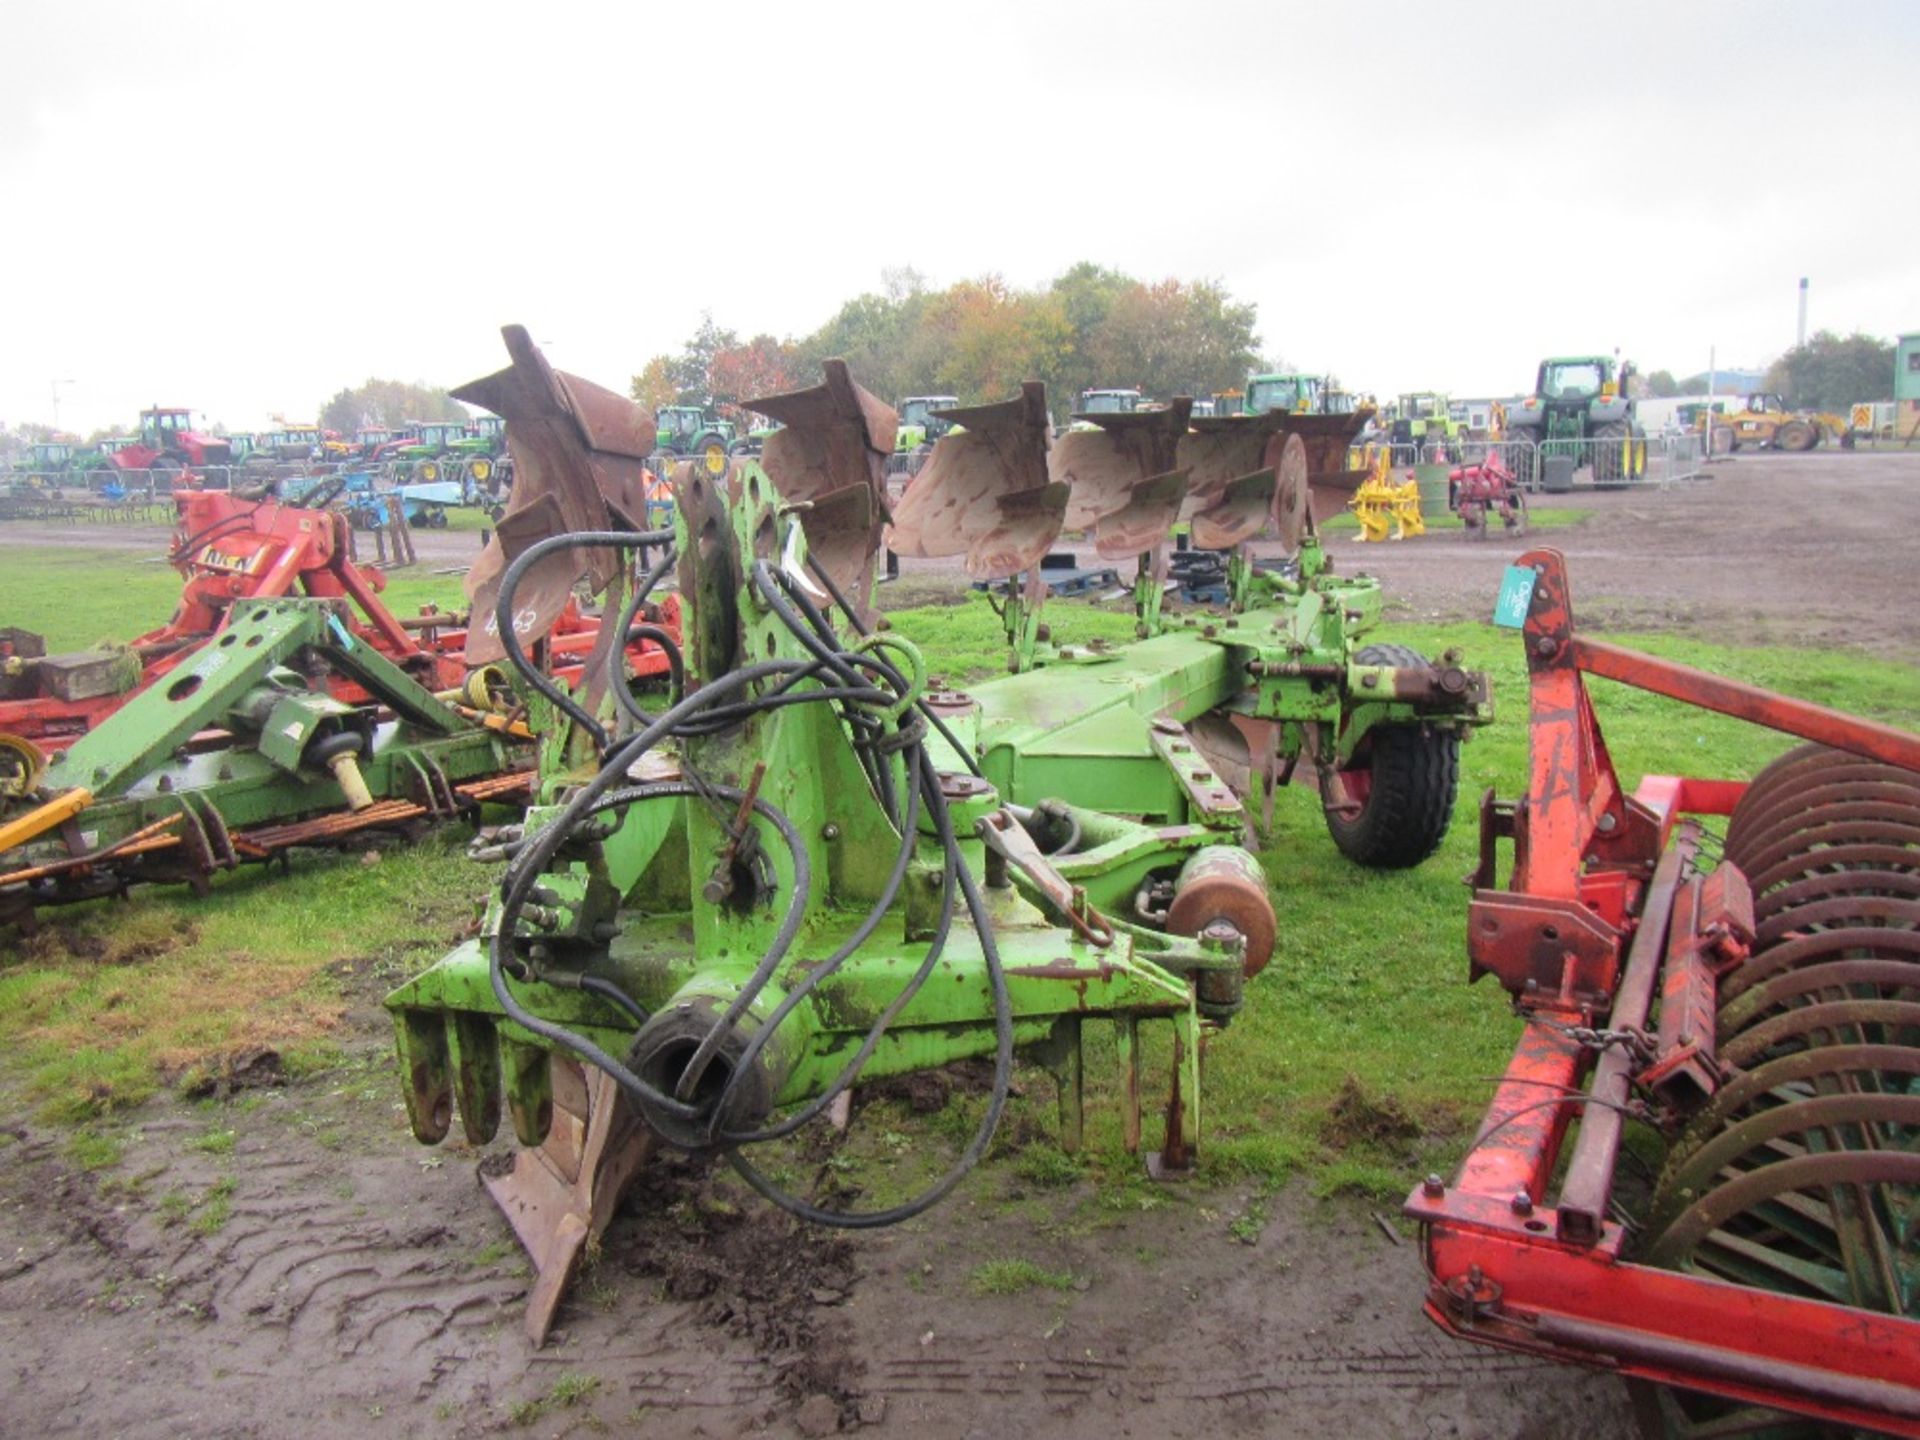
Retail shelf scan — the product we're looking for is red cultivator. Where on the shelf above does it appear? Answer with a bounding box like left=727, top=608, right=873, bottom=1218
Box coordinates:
left=1, top=480, right=682, bottom=762
left=1411, top=548, right=1919, bottom=1436
left=1449, top=451, right=1527, bottom=540
left=0, top=484, right=469, bottom=756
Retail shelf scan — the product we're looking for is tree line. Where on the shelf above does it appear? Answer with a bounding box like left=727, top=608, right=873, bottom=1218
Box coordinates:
left=628, top=264, right=1272, bottom=421
left=1641, top=331, right=1896, bottom=410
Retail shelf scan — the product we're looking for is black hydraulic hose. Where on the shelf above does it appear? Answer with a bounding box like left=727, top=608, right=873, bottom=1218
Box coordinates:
left=491, top=776, right=803, bottom=1122
left=488, top=660, right=815, bottom=1121
left=580, top=974, right=649, bottom=1026
left=613, top=623, right=685, bottom=730
left=494, top=528, right=673, bottom=753
left=802, top=552, right=983, bottom=779
left=725, top=794, right=1014, bottom=1229
left=712, top=770, right=926, bottom=1142
left=606, top=547, right=682, bottom=735
left=488, top=532, right=1014, bottom=1230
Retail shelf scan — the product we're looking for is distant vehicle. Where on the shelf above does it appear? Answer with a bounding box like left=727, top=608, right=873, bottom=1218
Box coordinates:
left=93, top=407, right=233, bottom=480
left=1242, top=373, right=1324, bottom=415
left=653, top=406, right=737, bottom=473
left=1692, top=393, right=1850, bottom=454
left=1078, top=388, right=1144, bottom=416
left=888, top=395, right=961, bottom=477
left=1391, top=392, right=1462, bottom=456
left=1505, top=355, right=1647, bottom=486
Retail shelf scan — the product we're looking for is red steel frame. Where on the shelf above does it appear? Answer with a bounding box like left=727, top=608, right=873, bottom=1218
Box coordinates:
left=2, top=487, right=680, bottom=754
left=1409, top=547, right=1920, bottom=1434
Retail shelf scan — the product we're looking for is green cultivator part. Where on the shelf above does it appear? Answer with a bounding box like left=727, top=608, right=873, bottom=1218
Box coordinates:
left=387, top=342, right=1490, bottom=1343
left=0, top=598, right=529, bottom=927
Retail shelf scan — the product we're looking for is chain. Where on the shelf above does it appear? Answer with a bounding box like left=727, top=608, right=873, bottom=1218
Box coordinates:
left=1530, top=1013, right=1659, bottom=1065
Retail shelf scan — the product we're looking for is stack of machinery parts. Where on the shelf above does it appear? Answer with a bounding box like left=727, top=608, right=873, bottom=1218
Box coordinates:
left=1411, top=548, right=1918, bottom=1436
left=387, top=334, right=1492, bottom=1344
left=0, top=340, right=682, bottom=927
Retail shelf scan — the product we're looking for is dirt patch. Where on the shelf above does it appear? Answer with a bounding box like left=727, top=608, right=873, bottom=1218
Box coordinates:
left=1320, top=1074, right=1423, bottom=1151
left=14, top=914, right=200, bottom=968
left=610, top=1154, right=862, bottom=1419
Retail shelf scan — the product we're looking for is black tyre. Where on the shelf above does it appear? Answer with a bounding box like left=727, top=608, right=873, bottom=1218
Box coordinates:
left=1322, top=643, right=1460, bottom=868
left=1773, top=419, right=1817, bottom=452
left=1592, top=419, right=1632, bottom=486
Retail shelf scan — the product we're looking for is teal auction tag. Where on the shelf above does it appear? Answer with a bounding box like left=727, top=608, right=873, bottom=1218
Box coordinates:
left=328, top=614, right=357, bottom=649
left=1493, top=565, right=1537, bottom=629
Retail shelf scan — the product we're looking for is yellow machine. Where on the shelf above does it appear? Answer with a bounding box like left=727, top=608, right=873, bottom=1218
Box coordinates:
left=1348, top=450, right=1424, bottom=542
left=1697, top=393, right=1851, bottom=453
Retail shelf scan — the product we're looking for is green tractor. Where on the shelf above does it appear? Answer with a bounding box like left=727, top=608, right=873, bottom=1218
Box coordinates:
left=11, top=442, right=76, bottom=481
left=1240, top=373, right=1325, bottom=416
left=889, top=394, right=961, bottom=477
left=1504, top=355, right=1647, bottom=487
left=389, top=421, right=476, bottom=484
left=653, top=405, right=737, bottom=475
left=1389, top=392, right=1461, bottom=460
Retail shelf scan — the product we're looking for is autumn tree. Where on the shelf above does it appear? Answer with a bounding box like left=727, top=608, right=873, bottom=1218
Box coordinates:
left=1085, top=279, right=1259, bottom=401
left=320, top=379, right=467, bottom=433
left=906, top=275, right=1071, bottom=403
left=629, top=355, right=678, bottom=412
left=708, top=335, right=800, bottom=421
left=1766, top=330, right=1895, bottom=410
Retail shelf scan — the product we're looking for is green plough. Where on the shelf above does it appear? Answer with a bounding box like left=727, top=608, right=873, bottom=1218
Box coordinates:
left=386, top=331, right=1490, bottom=1343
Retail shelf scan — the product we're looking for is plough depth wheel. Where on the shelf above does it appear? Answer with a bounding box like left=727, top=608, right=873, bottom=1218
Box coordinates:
left=1319, top=643, right=1460, bottom=869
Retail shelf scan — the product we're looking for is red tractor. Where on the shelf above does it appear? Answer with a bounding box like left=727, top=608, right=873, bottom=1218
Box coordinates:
left=93, top=407, right=233, bottom=483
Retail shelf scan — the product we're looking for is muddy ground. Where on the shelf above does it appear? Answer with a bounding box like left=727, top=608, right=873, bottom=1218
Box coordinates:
left=3, top=450, right=1917, bottom=1438
left=0, top=986, right=1623, bottom=1440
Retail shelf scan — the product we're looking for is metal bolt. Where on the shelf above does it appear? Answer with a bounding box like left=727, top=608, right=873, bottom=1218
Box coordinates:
left=1534, top=636, right=1559, bottom=657
left=1596, top=811, right=1617, bottom=833
left=1423, top=1174, right=1445, bottom=1198
left=1361, top=673, right=1378, bottom=689
left=1510, top=1190, right=1533, bottom=1216
left=1202, top=625, right=1217, bottom=639
left=822, top=822, right=841, bottom=841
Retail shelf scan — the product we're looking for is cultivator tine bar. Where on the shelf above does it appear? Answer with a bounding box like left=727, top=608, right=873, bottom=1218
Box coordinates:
left=0, top=813, right=183, bottom=888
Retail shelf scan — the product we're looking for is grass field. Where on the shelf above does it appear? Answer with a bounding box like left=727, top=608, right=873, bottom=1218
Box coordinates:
left=5, top=547, right=1918, bottom=1204
left=2, top=546, right=471, bottom=651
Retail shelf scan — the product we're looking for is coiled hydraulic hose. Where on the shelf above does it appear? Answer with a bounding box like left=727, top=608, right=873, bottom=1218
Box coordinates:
left=484, top=519, right=1014, bottom=1227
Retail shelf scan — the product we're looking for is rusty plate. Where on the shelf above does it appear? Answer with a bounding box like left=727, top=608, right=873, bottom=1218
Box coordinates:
left=453, top=325, right=655, bottom=665
left=1093, top=470, right=1188, bottom=560
left=1189, top=469, right=1275, bottom=550
left=745, top=361, right=896, bottom=616
left=1054, top=400, right=1192, bottom=533
left=971, top=483, right=1069, bottom=579
left=888, top=383, right=1053, bottom=575
left=1272, top=432, right=1310, bottom=550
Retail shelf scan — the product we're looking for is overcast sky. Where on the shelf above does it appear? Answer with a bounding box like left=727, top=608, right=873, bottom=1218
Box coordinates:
left=4, top=0, right=1915, bottom=434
